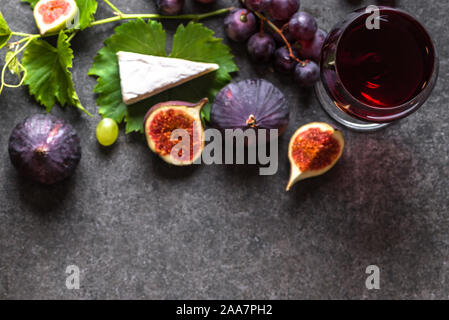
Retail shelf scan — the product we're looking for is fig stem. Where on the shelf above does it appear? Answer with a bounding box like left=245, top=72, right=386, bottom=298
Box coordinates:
left=246, top=114, right=258, bottom=128
left=34, top=145, right=48, bottom=157
left=195, top=97, right=209, bottom=111
left=253, top=11, right=306, bottom=65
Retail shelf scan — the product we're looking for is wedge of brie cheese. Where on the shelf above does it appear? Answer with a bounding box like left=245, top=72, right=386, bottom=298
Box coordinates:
left=117, top=51, right=220, bottom=105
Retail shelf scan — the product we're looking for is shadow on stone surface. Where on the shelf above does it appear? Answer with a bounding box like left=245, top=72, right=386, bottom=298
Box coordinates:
left=9, top=172, right=74, bottom=217
left=284, top=132, right=424, bottom=252
left=148, top=152, right=199, bottom=180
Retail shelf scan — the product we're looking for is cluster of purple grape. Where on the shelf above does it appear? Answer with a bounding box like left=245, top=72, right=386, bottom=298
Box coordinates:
left=225, top=0, right=326, bottom=87
left=156, top=0, right=215, bottom=15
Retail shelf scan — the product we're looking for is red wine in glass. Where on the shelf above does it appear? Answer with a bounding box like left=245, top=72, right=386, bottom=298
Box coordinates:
left=316, top=7, right=438, bottom=131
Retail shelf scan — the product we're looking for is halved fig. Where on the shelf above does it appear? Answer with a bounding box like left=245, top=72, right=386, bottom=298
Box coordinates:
left=286, top=122, right=345, bottom=191
left=144, top=98, right=207, bottom=166
left=34, top=0, right=79, bottom=35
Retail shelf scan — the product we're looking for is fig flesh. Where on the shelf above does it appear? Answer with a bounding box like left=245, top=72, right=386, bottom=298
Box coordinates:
left=34, top=0, right=79, bottom=35
left=8, top=114, right=81, bottom=185
left=211, top=79, right=290, bottom=143
left=144, top=98, right=207, bottom=166
left=286, top=122, right=344, bottom=191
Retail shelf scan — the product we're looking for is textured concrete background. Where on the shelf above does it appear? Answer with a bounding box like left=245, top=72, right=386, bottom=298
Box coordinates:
left=0, top=0, right=448, bottom=299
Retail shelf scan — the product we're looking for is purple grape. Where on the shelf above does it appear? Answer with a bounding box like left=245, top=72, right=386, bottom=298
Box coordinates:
left=194, top=0, right=216, bottom=3
left=247, top=33, right=276, bottom=62
left=156, top=0, right=184, bottom=15
left=268, top=0, right=300, bottom=21
left=224, top=9, right=257, bottom=42
left=297, top=28, right=327, bottom=62
left=294, top=60, right=320, bottom=87
left=274, top=46, right=298, bottom=74
left=289, top=11, right=318, bottom=41
left=245, top=0, right=272, bottom=12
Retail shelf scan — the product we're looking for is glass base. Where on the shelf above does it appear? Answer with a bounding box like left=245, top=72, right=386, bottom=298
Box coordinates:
left=315, top=81, right=390, bottom=132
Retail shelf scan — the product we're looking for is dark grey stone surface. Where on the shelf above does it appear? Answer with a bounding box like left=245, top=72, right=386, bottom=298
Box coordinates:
left=0, top=0, right=448, bottom=299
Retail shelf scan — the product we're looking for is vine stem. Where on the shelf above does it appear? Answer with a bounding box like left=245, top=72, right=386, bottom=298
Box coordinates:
left=3, top=5, right=233, bottom=91
left=11, top=32, right=33, bottom=37
left=10, top=34, right=40, bottom=47
left=0, top=37, right=33, bottom=95
left=66, top=31, right=78, bottom=42
left=9, top=7, right=235, bottom=40
left=103, top=0, right=123, bottom=16
left=1, top=2, right=234, bottom=109
left=91, top=8, right=235, bottom=26
left=253, top=11, right=306, bottom=65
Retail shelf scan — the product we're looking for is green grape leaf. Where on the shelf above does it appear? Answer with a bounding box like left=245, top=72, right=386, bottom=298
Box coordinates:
left=89, top=19, right=238, bottom=134
left=5, top=51, right=20, bottom=76
left=76, top=0, right=98, bottom=30
left=169, top=23, right=237, bottom=124
left=21, top=0, right=97, bottom=30
left=89, top=19, right=166, bottom=131
left=22, top=31, right=90, bottom=114
left=20, top=0, right=39, bottom=8
left=0, top=11, right=12, bottom=50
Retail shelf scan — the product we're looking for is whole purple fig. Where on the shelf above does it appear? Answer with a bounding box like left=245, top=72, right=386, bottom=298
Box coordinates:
left=211, top=79, right=290, bottom=143
left=8, top=114, right=81, bottom=185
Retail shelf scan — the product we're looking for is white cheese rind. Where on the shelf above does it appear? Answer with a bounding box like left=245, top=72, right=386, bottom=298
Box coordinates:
left=117, top=51, right=220, bottom=105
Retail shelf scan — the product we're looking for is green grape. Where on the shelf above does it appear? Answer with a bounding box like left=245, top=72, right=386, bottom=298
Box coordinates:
left=96, top=118, right=119, bottom=146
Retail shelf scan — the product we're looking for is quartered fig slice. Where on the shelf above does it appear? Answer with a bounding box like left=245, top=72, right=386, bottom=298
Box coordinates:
left=286, top=122, right=344, bottom=191
left=34, top=0, right=79, bottom=35
left=144, top=98, right=208, bottom=166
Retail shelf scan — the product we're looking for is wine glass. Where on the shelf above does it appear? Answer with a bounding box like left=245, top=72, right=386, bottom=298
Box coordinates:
left=315, top=6, right=439, bottom=131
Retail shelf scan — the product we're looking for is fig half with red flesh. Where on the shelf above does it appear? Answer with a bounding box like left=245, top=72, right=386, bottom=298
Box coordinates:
left=286, top=122, right=345, bottom=191
left=144, top=98, right=207, bottom=166
left=34, top=0, right=79, bottom=35
left=211, top=79, right=290, bottom=143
